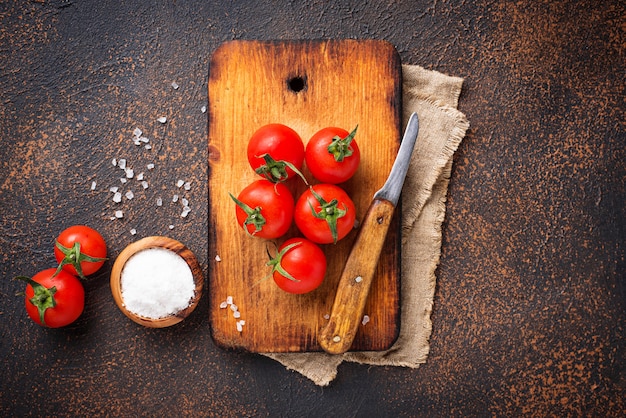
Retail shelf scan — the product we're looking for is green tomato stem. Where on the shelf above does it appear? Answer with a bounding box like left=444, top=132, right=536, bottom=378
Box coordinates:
left=327, top=125, right=358, bottom=162
left=266, top=242, right=301, bottom=282
left=54, top=241, right=106, bottom=279
left=308, top=187, right=347, bottom=244
left=229, top=193, right=267, bottom=236
left=14, top=276, right=57, bottom=327
left=254, top=153, right=308, bottom=184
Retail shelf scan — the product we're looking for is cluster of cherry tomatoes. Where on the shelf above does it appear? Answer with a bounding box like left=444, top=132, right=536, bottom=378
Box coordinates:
left=15, top=225, right=107, bottom=328
left=230, top=123, right=361, bottom=294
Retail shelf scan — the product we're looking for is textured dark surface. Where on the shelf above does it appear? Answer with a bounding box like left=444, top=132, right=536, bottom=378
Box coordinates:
left=1, top=1, right=624, bottom=416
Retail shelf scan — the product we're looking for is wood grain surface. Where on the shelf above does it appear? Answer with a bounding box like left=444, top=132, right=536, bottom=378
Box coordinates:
left=208, top=40, right=402, bottom=352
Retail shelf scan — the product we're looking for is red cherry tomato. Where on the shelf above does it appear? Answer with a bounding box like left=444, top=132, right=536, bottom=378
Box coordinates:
left=230, top=179, right=295, bottom=239
left=294, top=184, right=357, bottom=244
left=269, top=237, right=327, bottom=294
left=54, top=225, right=107, bottom=278
left=18, top=268, right=85, bottom=328
left=305, top=126, right=360, bottom=184
left=247, top=123, right=305, bottom=183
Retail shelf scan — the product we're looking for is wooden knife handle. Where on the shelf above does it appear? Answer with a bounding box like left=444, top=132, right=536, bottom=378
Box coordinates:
left=318, top=198, right=396, bottom=354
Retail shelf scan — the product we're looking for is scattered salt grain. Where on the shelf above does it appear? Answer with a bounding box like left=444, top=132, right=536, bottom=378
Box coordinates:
left=184, top=182, right=191, bottom=191
left=323, top=314, right=330, bottom=320
left=157, top=116, right=167, bottom=124
left=120, top=177, right=128, bottom=184
left=130, top=228, right=137, bottom=235
left=216, top=297, right=245, bottom=332
left=144, top=144, right=152, bottom=150
left=118, top=159, right=127, bottom=170
left=169, top=225, right=175, bottom=230
left=355, top=276, right=363, bottom=283
left=156, top=197, right=163, bottom=207
left=172, top=194, right=179, bottom=203
left=201, top=105, right=206, bottom=113
left=125, top=168, right=134, bottom=179
left=362, top=315, right=370, bottom=326
left=90, top=181, right=97, bottom=191
left=115, top=210, right=124, bottom=219
left=141, top=181, right=149, bottom=189
left=133, top=128, right=143, bottom=137
left=112, top=158, right=117, bottom=166
left=181, top=198, right=189, bottom=207
left=110, top=186, right=119, bottom=193
left=113, top=192, right=122, bottom=203
left=147, top=163, right=155, bottom=170
left=171, top=81, right=179, bottom=90
left=177, top=179, right=185, bottom=188
left=180, top=208, right=191, bottom=218
left=215, top=255, right=221, bottom=262
left=125, top=190, right=134, bottom=200
left=120, top=247, right=195, bottom=319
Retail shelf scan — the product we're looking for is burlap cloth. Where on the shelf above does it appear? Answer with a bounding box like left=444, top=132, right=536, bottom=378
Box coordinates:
left=263, top=64, right=470, bottom=386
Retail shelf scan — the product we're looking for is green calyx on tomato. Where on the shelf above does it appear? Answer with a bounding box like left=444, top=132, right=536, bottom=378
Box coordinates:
left=268, top=237, right=327, bottom=294
left=308, top=186, right=347, bottom=244
left=16, top=268, right=84, bottom=328
left=254, top=153, right=308, bottom=184
left=54, top=241, right=107, bottom=280
left=266, top=241, right=301, bottom=283
left=229, top=192, right=267, bottom=236
left=54, top=226, right=107, bottom=278
left=14, top=276, right=57, bottom=327
left=327, top=125, right=358, bottom=162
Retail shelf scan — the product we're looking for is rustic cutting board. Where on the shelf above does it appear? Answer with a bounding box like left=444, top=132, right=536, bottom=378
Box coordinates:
left=208, top=40, right=402, bottom=352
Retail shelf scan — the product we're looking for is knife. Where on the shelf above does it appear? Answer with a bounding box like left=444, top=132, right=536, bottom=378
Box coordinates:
left=318, top=112, right=420, bottom=355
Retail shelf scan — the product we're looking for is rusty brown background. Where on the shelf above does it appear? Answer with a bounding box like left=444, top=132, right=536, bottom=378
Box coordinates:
left=1, top=0, right=624, bottom=416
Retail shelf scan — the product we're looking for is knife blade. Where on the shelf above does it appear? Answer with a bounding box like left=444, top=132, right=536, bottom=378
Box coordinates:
left=318, top=112, right=419, bottom=355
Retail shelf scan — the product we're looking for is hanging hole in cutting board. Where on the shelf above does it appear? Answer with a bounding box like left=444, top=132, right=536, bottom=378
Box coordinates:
left=287, top=75, right=307, bottom=93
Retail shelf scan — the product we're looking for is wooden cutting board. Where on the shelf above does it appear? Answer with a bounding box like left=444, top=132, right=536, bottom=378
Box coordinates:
left=208, top=40, right=402, bottom=353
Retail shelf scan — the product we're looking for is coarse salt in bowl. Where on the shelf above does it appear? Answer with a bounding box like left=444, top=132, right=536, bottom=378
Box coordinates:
left=110, top=236, right=203, bottom=328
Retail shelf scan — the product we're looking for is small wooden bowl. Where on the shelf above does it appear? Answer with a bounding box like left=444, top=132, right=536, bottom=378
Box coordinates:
left=110, top=236, right=203, bottom=328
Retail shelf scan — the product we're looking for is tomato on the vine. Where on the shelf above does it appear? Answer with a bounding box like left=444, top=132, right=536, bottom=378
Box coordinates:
left=247, top=123, right=306, bottom=183
left=54, top=225, right=107, bottom=279
left=230, top=179, right=295, bottom=239
left=16, top=268, right=85, bottom=328
left=305, top=126, right=360, bottom=184
left=268, top=237, right=327, bottom=294
left=294, top=184, right=356, bottom=244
